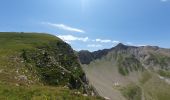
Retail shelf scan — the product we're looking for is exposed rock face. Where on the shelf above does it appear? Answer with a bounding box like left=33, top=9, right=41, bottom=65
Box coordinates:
left=78, top=50, right=94, bottom=64
left=78, top=48, right=112, bottom=64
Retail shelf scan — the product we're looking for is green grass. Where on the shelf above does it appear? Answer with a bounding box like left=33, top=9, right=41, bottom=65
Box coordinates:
left=0, top=83, right=102, bottom=100
left=0, top=32, right=60, bottom=85
left=140, top=71, right=152, bottom=84
left=146, top=53, right=170, bottom=70
left=142, top=76, right=170, bottom=100
left=0, top=32, right=59, bottom=67
left=0, top=32, right=59, bottom=52
left=0, top=32, right=101, bottom=100
left=120, top=83, right=142, bottom=100
left=158, top=70, right=170, bottom=78
left=120, top=71, right=170, bottom=100
left=116, top=54, right=144, bottom=76
left=0, top=32, right=84, bottom=86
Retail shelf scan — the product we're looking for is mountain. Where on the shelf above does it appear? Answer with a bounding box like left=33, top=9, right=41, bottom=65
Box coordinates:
left=78, top=43, right=170, bottom=100
left=0, top=32, right=103, bottom=100
left=78, top=48, right=111, bottom=64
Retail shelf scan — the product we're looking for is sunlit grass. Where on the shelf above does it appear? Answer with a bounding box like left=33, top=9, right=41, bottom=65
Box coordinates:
left=0, top=83, right=102, bottom=100
left=0, top=32, right=103, bottom=100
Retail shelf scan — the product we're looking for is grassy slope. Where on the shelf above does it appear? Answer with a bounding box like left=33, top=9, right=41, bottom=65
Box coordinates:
left=0, top=32, right=57, bottom=85
left=141, top=74, right=170, bottom=100
left=0, top=32, right=102, bottom=100
left=0, top=82, right=101, bottom=100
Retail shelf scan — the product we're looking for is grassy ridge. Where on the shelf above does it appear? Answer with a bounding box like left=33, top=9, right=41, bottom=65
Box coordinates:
left=0, top=32, right=58, bottom=52
left=0, top=32, right=58, bottom=85
left=0, top=32, right=83, bottom=86
left=0, top=32, right=102, bottom=100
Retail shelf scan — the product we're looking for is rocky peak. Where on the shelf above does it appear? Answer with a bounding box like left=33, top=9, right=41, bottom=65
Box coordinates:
left=114, top=43, right=128, bottom=50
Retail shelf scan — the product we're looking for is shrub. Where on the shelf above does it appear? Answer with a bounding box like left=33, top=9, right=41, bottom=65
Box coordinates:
left=121, top=84, right=142, bottom=100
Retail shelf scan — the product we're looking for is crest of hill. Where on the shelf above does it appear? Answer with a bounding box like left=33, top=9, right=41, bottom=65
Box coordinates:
left=0, top=32, right=103, bottom=100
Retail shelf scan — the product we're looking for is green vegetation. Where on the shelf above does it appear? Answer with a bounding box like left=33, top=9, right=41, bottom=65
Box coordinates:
left=142, top=76, right=170, bottom=100
left=146, top=53, right=170, bottom=70
left=0, top=82, right=102, bottom=100
left=121, top=83, right=142, bottom=100
left=0, top=32, right=58, bottom=85
left=117, top=54, right=143, bottom=75
left=140, top=71, right=152, bottom=84
left=0, top=32, right=100, bottom=100
left=21, top=40, right=84, bottom=88
left=0, top=32, right=84, bottom=87
left=158, top=70, right=170, bottom=78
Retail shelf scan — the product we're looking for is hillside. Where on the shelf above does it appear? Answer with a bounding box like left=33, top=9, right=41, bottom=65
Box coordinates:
left=79, top=43, right=170, bottom=100
left=0, top=32, right=103, bottom=100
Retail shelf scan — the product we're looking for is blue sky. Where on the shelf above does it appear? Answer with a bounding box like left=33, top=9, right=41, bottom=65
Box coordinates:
left=0, top=0, right=170, bottom=51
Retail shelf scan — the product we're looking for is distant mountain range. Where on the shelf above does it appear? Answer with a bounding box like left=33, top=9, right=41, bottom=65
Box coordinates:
left=78, top=43, right=170, bottom=100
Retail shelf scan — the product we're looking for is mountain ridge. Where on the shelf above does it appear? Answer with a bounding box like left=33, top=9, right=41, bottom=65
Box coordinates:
left=78, top=43, right=170, bottom=65
left=78, top=43, right=170, bottom=100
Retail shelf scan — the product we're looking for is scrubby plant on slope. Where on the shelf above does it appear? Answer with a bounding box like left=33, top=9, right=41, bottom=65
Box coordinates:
left=145, top=53, right=170, bottom=70
left=158, top=70, right=170, bottom=78
left=116, top=54, right=144, bottom=75
left=21, top=41, right=85, bottom=89
left=120, top=83, right=142, bottom=100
